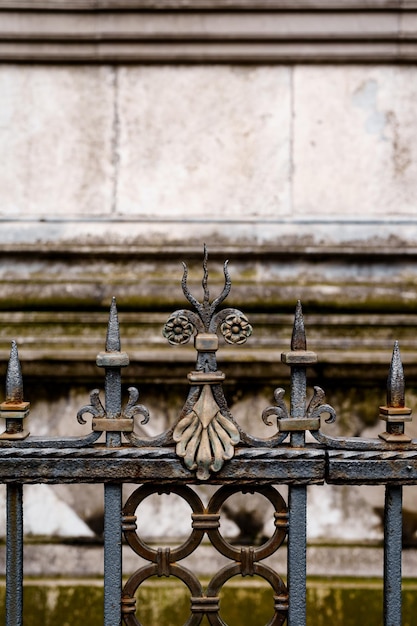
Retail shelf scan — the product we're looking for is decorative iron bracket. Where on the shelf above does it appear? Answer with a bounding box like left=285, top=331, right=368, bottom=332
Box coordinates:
left=163, top=245, right=252, bottom=480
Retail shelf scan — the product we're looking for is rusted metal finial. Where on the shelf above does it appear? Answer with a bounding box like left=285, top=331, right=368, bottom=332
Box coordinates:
left=93, top=298, right=131, bottom=443
left=379, top=341, right=412, bottom=443
left=291, top=300, right=307, bottom=351
left=387, top=341, right=405, bottom=408
left=106, top=296, right=121, bottom=352
left=282, top=301, right=316, bottom=366
left=97, top=298, right=129, bottom=369
left=279, top=301, right=319, bottom=443
left=0, top=341, right=30, bottom=439
left=78, top=298, right=140, bottom=440
left=6, top=340, right=24, bottom=403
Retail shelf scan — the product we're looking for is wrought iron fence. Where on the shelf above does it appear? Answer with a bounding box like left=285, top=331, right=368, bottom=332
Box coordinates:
left=0, top=247, right=414, bottom=625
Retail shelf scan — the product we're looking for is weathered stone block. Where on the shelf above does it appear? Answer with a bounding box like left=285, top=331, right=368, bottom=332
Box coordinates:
left=116, top=66, right=291, bottom=218
left=293, top=66, right=417, bottom=217
left=0, top=65, right=114, bottom=217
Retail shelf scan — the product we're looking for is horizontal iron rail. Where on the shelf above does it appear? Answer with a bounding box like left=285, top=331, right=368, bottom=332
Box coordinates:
left=0, top=446, right=415, bottom=485
left=0, top=446, right=325, bottom=484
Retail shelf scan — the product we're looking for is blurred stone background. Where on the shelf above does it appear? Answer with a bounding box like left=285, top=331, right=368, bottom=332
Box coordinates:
left=1, top=0, right=417, bottom=542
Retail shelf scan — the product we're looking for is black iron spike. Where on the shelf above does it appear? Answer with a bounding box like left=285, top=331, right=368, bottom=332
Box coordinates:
left=291, top=300, right=307, bottom=351
left=5, top=341, right=24, bottom=404
left=106, top=297, right=121, bottom=352
left=387, top=340, right=405, bottom=409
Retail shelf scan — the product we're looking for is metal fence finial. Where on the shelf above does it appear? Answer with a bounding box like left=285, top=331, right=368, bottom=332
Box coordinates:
left=0, top=341, right=30, bottom=439
left=97, top=298, right=129, bottom=370
left=282, top=300, right=317, bottom=368
left=78, top=298, right=140, bottom=442
left=387, top=340, right=404, bottom=409
left=106, top=297, right=121, bottom=352
left=95, top=299, right=130, bottom=445
left=379, top=341, right=412, bottom=443
left=6, top=341, right=23, bottom=404
left=291, top=300, right=307, bottom=351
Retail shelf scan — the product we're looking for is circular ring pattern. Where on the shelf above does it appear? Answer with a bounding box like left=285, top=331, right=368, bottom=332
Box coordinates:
left=205, top=562, right=288, bottom=626
left=122, top=484, right=205, bottom=562
left=206, top=485, right=288, bottom=562
left=122, top=485, right=288, bottom=626
left=122, top=562, right=204, bottom=626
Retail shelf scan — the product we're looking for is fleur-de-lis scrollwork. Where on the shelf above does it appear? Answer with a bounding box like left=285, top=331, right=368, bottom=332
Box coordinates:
left=77, top=389, right=105, bottom=425
left=306, top=386, right=337, bottom=424
left=262, top=388, right=290, bottom=426
left=123, top=387, right=150, bottom=425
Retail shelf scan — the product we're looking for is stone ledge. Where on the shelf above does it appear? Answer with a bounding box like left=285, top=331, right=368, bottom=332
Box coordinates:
left=0, top=542, right=416, bottom=578
left=0, top=222, right=416, bottom=382
left=0, top=1, right=410, bottom=9
left=0, top=310, right=415, bottom=382
left=1, top=3, right=417, bottom=62
left=2, top=217, right=417, bottom=250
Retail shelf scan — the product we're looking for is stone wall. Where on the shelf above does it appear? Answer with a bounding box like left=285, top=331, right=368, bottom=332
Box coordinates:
left=1, top=0, right=417, bottom=537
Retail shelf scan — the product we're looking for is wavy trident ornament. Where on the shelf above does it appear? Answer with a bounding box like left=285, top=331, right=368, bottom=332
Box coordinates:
left=163, top=247, right=252, bottom=480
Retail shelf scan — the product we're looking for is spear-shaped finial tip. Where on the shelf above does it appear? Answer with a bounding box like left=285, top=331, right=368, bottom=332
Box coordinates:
left=6, top=340, right=24, bottom=403
left=387, top=340, right=405, bottom=408
left=291, top=300, right=307, bottom=351
left=106, top=297, right=121, bottom=352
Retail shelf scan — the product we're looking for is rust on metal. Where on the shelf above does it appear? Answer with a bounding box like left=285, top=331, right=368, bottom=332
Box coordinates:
left=387, top=341, right=405, bottom=408
left=0, top=342, right=30, bottom=440
left=96, top=352, right=129, bottom=368
left=281, top=351, right=318, bottom=365
left=194, top=332, right=218, bottom=352
left=92, top=418, right=134, bottom=432
left=291, top=300, right=307, bottom=351
left=163, top=248, right=252, bottom=480
left=379, top=341, right=412, bottom=443
left=122, top=484, right=288, bottom=624
left=187, top=371, right=225, bottom=384
left=277, top=417, right=320, bottom=432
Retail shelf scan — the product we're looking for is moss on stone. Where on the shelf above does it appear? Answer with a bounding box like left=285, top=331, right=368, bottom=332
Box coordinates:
left=0, top=577, right=416, bottom=625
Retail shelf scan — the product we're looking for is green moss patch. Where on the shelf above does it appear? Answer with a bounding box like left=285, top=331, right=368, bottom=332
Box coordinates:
left=0, top=577, right=416, bottom=625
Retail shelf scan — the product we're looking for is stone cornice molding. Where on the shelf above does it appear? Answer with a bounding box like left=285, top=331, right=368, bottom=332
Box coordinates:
left=1, top=1, right=417, bottom=62
left=1, top=217, right=417, bottom=255
left=0, top=1, right=415, bottom=9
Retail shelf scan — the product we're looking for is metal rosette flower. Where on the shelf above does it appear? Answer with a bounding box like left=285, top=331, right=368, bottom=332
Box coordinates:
left=163, top=247, right=252, bottom=480
left=163, top=312, right=196, bottom=346
left=220, top=312, right=252, bottom=345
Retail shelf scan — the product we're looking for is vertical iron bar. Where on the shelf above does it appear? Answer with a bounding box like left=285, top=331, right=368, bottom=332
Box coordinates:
left=6, top=484, right=23, bottom=626
left=2, top=342, right=28, bottom=626
left=384, top=484, right=403, bottom=626
left=285, top=302, right=310, bottom=626
left=381, top=342, right=406, bottom=625
left=99, top=299, right=128, bottom=626
left=289, top=366, right=306, bottom=448
left=288, top=485, right=306, bottom=626
left=105, top=368, right=122, bottom=449
left=104, top=483, right=123, bottom=626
